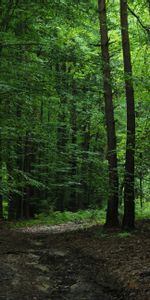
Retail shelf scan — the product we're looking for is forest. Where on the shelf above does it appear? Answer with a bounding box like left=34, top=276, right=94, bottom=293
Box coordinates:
left=0, top=0, right=149, bottom=228
left=0, top=1, right=150, bottom=299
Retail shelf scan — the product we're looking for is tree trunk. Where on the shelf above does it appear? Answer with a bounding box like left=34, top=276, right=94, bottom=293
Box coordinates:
left=98, top=0, right=119, bottom=227
left=69, top=100, right=78, bottom=211
left=139, top=152, right=143, bottom=209
left=81, top=122, right=90, bottom=209
left=55, top=63, right=68, bottom=212
left=23, top=133, right=35, bottom=219
left=120, top=0, right=135, bottom=230
left=0, top=121, right=3, bottom=219
left=0, top=195, right=3, bottom=219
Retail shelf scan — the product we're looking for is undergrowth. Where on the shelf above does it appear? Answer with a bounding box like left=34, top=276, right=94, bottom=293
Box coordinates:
left=135, top=201, right=150, bottom=220
left=12, top=209, right=106, bottom=228
left=9, top=201, right=150, bottom=229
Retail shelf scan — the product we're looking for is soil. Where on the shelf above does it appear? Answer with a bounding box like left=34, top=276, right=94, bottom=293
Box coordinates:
left=0, top=219, right=150, bottom=300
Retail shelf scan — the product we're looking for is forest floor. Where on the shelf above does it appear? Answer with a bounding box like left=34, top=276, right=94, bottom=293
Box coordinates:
left=0, top=219, right=150, bottom=300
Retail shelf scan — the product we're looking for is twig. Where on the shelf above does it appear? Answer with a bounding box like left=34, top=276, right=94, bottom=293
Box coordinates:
left=128, top=5, right=150, bottom=37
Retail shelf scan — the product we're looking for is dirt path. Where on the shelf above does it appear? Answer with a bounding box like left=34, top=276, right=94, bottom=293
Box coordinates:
left=0, top=221, right=150, bottom=300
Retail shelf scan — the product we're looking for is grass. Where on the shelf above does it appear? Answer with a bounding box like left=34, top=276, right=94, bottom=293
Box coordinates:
left=12, top=209, right=106, bottom=228
left=3, top=200, right=8, bottom=219
left=5, top=200, right=150, bottom=229
left=117, top=231, right=132, bottom=238
left=135, top=200, right=150, bottom=220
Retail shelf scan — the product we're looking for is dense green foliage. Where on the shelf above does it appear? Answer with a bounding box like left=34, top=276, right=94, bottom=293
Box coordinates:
left=10, top=202, right=150, bottom=229
left=0, top=0, right=149, bottom=222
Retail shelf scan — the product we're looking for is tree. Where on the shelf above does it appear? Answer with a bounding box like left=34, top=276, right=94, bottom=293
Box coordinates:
left=98, top=0, right=119, bottom=227
left=120, top=0, right=136, bottom=229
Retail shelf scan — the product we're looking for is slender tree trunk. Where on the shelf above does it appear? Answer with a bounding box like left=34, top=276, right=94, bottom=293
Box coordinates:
left=98, top=0, right=119, bottom=227
left=139, top=175, right=143, bottom=209
left=69, top=99, right=78, bottom=211
left=120, top=0, right=135, bottom=230
left=7, top=111, right=16, bottom=220
left=0, top=134, right=3, bottom=220
left=0, top=120, right=3, bottom=219
left=23, top=133, right=35, bottom=219
left=0, top=196, right=3, bottom=219
left=139, top=153, right=143, bottom=208
left=81, top=122, right=90, bottom=209
left=55, top=63, right=68, bottom=212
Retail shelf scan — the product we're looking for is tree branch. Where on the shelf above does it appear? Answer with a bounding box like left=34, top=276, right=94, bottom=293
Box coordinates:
left=128, top=5, right=150, bottom=36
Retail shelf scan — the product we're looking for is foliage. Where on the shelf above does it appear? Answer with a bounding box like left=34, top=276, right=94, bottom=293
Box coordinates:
left=10, top=201, right=150, bottom=229
left=0, top=0, right=149, bottom=223
left=135, top=201, right=150, bottom=220
left=11, top=209, right=105, bottom=228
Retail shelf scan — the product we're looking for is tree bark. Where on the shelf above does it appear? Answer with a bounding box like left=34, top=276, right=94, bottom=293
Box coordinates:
left=120, top=0, right=135, bottom=230
left=81, top=122, right=90, bottom=209
left=98, top=0, right=119, bottom=227
left=55, top=63, right=68, bottom=212
left=69, top=86, right=78, bottom=211
left=0, top=118, right=3, bottom=219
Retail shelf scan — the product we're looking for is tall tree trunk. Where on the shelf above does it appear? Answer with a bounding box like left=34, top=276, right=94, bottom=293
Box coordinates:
left=0, top=195, right=3, bottom=219
left=69, top=100, right=78, bottom=211
left=69, top=80, right=81, bottom=211
left=98, top=0, right=119, bottom=227
left=0, top=115, right=3, bottom=219
left=55, top=63, right=68, bottom=212
left=23, top=133, right=35, bottom=219
left=0, top=131, right=3, bottom=219
left=139, top=153, right=143, bottom=209
left=120, top=0, right=135, bottom=230
left=81, top=122, right=90, bottom=209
